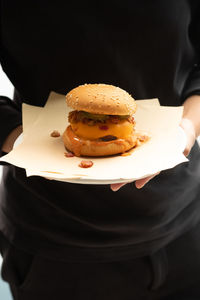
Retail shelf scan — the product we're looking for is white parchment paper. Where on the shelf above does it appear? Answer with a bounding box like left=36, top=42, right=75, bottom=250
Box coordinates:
left=0, top=92, right=188, bottom=184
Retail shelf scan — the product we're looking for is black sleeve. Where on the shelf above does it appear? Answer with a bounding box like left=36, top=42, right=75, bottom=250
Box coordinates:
left=0, top=95, right=22, bottom=156
left=0, top=0, right=22, bottom=156
left=181, top=2, right=200, bottom=101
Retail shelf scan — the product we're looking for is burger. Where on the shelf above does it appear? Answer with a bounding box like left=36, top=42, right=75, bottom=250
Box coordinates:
left=62, top=84, right=137, bottom=157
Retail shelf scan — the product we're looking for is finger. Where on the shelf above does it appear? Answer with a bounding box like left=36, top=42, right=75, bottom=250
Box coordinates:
left=135, top=172, right=160, bottom=189
left=110, top=172, right=160, bottom=191
left=180, top=118, right=196, bottom=157
left=183, top=147, right=190, bottom=157
left=110, top=182, right=129, bottom=192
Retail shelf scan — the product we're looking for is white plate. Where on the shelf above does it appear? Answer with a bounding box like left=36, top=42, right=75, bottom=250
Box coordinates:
left=13, top=127, right=187, bottom=185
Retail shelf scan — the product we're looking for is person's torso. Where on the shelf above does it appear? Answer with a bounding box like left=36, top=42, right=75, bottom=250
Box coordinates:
left=1, top=0, right=200, bottom=261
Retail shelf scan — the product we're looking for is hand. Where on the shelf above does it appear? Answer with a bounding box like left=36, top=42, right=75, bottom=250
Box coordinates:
left=2, top=125, right=23, bottom=153
left=179, top=118, right=196, bottom=156
left=110, top=118, right=196, bottom=192
left=110, top=172, right=160, bottom=191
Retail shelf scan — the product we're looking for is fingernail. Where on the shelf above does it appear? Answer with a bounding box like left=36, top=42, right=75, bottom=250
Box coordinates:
left=135, top=183, right=144, bottom=189
left=111, top=187, right=120, bottom=192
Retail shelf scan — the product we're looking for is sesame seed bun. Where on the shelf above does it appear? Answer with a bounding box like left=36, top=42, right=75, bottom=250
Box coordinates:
left=66, top=84, right=136, bottom=115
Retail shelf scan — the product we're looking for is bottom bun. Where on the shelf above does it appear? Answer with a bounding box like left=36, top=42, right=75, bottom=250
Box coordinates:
left=62, top=125, right=137, bottom=157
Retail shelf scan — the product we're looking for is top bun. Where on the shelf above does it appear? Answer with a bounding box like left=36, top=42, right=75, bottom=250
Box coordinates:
left=66, top=84, right=136, bottom=115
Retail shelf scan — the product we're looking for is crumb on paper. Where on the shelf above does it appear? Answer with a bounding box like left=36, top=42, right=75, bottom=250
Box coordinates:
left=64, top=151, right=74, bottom=158
left=50, top=130, right=60, bottom=137
left=136, top=133, right=150, bottom=146
left=79, top=160, right=93, bottom=168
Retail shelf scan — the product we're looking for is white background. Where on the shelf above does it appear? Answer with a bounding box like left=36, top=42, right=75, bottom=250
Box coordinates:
left=0, top=65, right=14, bottom=99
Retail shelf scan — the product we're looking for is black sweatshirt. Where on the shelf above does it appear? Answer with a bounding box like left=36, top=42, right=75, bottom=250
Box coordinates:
left=1, top=0, right=200, bottom=262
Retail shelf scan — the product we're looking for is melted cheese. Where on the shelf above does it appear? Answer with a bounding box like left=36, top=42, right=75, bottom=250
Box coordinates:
left=71, top=120, right=134, bottom=140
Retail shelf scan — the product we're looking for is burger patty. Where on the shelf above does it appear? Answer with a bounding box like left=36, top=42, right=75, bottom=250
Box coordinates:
left=99, top=135, right=118, bottom=141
